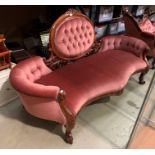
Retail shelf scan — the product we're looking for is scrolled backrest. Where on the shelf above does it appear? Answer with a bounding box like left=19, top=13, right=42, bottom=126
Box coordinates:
left=49, top=9, right=95, bottom=60
left=99, top=35, right=150, bottom=57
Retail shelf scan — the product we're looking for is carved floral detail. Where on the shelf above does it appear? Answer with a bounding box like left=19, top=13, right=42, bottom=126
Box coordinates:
left=65, top=8, right=81, bottom=16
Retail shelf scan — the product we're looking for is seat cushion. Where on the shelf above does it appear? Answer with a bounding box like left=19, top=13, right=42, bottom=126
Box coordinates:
left=36, top=51, right=147, bottom=114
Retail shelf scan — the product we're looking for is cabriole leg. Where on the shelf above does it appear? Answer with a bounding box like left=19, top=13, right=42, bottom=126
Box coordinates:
left=65, top=129, right=73, bottom=144
left=57, top=89, right=75, bottom=144
left=151, top=58, right=155, bottom=69
left=139, top=72, right=146, bottom=84
left=64, top=120, right=75, bottom=144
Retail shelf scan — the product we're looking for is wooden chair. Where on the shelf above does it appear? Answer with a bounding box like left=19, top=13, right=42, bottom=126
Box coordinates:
left=122, top=9, right=155, bottom=68
left=0, top=34, right=11, bottom=70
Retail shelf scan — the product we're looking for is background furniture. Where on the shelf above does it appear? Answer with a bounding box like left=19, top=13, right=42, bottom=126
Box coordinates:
left=0, top=34, right=11, bottom=70
left=78, top=5, right=148, bottom=39
left=122, top=9, right=155, bottom=68
left=6, top=41, right=31, bottom=63
left=0, top=63, right=17, bottom=107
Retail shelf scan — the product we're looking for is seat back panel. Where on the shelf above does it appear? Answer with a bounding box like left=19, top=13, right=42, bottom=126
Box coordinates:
left=50, top=9, right=95, bottom=60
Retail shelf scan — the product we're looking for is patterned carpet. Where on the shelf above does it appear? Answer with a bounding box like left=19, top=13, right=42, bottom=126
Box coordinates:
left=0, top=69, right=154, bottom=148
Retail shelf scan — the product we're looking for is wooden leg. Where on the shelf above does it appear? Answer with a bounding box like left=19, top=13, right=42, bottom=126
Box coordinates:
left=116, top=89, right=124, bottom=95
left=65, top=129, right=73, bottom=144
left=57, top=90, right=75, bottom=144
left=64, top=118, right=75, bottom=144
left=151, top=59, right=155, bottom=69
left=139, top=72, right=146, bottom=84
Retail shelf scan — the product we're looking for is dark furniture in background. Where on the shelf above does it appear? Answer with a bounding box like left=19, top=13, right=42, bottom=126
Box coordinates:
left=78, top=5, right=148, bottom=39
left=123, top=9, right=155, bottom=68
left=0, top=34, right=11, bottom=70
left=78, top=5, right=125, bottom=39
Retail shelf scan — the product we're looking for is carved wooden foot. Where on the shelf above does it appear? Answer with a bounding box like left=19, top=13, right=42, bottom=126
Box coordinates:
left=57, top=90, right=75, bottom=144
left=139, top=73, right=145, bottom=85
left=65, top=131, right=73, bottom=144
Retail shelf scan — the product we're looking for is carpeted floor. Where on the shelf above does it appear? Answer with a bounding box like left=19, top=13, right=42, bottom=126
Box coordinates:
left=0, top=69, right=154, bottom=149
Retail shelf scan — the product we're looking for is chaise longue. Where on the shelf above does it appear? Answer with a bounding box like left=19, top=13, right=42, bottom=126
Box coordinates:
left=9, top=9, right=150, bottom=144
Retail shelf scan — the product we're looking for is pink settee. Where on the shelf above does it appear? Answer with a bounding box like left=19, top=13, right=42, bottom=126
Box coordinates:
left=9, top=9, right=150, bottom=144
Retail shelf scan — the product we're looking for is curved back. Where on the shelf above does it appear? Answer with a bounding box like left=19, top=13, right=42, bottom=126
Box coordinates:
left=10, top=56, right=51, bottom=93
left=122, top=9, right=142, bottom=38
left=99, top=35, right=150, bottom=57
left=49, top=9, right=95, bottom=60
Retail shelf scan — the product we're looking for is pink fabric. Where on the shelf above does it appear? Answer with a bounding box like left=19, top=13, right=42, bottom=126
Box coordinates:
left=139, top=18, right=155, bottom=33
left=10, top=56, right=60, bottom=98
left=36, top=51, right=147, bottom=114
left=19, top=93, right=66, bottom=124
left=99, top=35, right=149, bottom=57
left=54, top=17, right=95, bottom=59
left=9, top=56, right=66, bottom=125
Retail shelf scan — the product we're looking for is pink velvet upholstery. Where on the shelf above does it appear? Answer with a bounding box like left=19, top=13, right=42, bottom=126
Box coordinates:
left=37, top=50, right=146, bottom=114
left=36, top=36, right=148, bottom=114
left=9, top=56, right=66, bottom=124
left=52, top=17, right=95, bottom=60
left=98, top=35, right=149, bottom=57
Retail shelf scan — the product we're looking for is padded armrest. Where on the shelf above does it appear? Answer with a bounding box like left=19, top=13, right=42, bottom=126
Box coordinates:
left=23, top=82, right=60, bottom=99
left=9, top=56, right=61, bottom=99
left=10, top=73, right=60, bottom=99
left=99, top=35, right=150, bottom=57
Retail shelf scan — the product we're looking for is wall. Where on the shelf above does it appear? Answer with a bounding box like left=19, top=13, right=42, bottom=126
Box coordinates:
left=0, top=5, right=73, bottom=46
left=0, top=6, right=48, bottom=43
